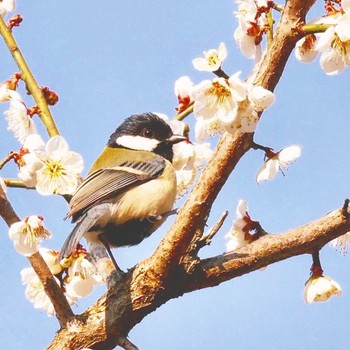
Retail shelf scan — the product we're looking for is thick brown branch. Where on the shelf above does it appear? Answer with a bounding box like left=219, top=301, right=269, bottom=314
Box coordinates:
left=149, top=0, right=317, bottom=282
left=49, top=203, right=350, bottom=350
left=184, top=207, right=350, bottom=292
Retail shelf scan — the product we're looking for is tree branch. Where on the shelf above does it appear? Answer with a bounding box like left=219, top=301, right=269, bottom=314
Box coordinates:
left=184, top=205, right=350, bottom=292
left=45, top=0, right=332, bottom=348
left=0, top=16, right=59, bottom=137
left=0, top=186, right=74, bottom=326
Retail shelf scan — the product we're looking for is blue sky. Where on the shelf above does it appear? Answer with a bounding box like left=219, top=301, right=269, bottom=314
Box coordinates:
left=0, top=1, right=350, bottom=349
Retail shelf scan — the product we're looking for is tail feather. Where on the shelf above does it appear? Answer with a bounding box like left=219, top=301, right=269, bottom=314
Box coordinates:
left=58, top=203, right=111, bottom=261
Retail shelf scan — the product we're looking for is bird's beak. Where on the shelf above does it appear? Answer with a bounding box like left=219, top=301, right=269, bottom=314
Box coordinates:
left=167, top=134, right=189, bottom=145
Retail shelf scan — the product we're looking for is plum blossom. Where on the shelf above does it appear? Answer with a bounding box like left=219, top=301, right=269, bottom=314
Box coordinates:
left=155, top=113, right=212, bottom=195
left=225, top=199, right=263, bottom=251
left=174, top=76, right=194, bottom=113
left=192, top=42, right=228, bottom=72
left=0, top=0, right=16, bottom=18
left=35, top=135, right=84, bottom=195
left=173, top=141, right=212, bottom=196
left=192, top=73, right=275, bottom=141
left=40, top=248, right=63, bottom=275
left=0, top=73, right=21, bottom=101
left=295, top=34, right=318, bottom=63
left=4, top=94, right=37, bottom=144
left=295, top=1, right=350, bottom=75
left=234, top=0, right=268, bottom=61
left=316, top=12, right=350, bottom=75
left=256, top=145, right=302, bottom=183
left=17, top=134, right=46, bottom=187
left=65, top=257, right=103, bottom=299
left=329, top=232, right=350, bottom=254
left=9, top=215, right=51, bottom=256
left=21, top=267, right=76, bottom=316
left=304, top=275, right=342, bottom=303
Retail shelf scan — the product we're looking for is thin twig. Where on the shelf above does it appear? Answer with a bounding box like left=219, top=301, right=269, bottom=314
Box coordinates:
left=213, top=67, right=230, bottom=79
left=0, top=152, right=15, bottom=171
left=301, top=23, right=332, bottom=34
left=174, top=102, right=194, bottom=121
left=0, top=15, right=59, bottom=137
left=116, top=336, right=139, bottom=350
left=197, top=211, right=229, bottom=250
left=266, top=9, right=274, bottom=46
left=341, top=198, right=350, bottom=220
left=3, top=178, right=32, bottom=189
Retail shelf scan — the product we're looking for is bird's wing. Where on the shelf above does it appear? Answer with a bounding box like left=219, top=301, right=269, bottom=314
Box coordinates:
left=67, top=157, right=166, bottom=220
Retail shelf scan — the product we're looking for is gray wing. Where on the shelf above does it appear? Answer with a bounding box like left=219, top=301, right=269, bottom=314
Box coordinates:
left=66, top=157, right=165, bottom=221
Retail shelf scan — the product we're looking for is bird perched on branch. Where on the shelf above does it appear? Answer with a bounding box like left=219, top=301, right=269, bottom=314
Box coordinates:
left=58, top=113, right=187, bottom=268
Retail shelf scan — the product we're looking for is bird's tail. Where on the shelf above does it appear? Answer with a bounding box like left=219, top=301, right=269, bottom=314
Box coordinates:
left=58, top=203, right=111, bottom=261
left=58, top=213, right=91, bottom=261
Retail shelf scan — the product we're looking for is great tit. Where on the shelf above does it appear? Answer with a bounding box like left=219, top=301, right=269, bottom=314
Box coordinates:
left=58, top=113, right=187, bottom=266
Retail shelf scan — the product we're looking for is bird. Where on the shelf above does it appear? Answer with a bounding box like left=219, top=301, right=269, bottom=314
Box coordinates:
left=58, top=112, right=187, bottom=268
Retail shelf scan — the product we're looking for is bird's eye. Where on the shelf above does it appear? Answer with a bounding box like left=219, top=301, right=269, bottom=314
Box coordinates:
left=142, top=128, right=155, bottom=138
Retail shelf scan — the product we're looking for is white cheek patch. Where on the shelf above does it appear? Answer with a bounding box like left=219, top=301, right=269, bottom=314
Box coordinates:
left=116, top=135, right=160, bottom=151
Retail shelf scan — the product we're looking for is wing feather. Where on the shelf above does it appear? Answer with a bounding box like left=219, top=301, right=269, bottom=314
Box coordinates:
left=67, top=157, right=165, bottom=220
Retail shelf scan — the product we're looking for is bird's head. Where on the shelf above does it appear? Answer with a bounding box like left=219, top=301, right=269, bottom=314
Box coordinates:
left=108, top=113, right=188, bottom=162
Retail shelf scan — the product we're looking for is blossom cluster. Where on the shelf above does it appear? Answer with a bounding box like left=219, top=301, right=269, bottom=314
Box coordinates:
left=0, top=77, right=84, bottom=196
left=8, top=215, right=102, bottom=315
left=175, top=42, right=275, bottom=145
left=21, top=247, right=103, bottom=316
left=295, top=0, right=350, bottom=75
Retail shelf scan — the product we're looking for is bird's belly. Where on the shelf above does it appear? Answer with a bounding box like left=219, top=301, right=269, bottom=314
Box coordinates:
left=111, top=172, right=177, bottom=226
left=102, top=172, right=177, bottom=247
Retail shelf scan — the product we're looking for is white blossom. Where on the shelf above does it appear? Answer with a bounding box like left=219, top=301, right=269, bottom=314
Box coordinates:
left=304, top=275, right=342, bottom=303
left=35, top=135, right=84, bottom=195
left=174, top=76, right=194, bottom=113
left=0, top=0, right=16, bottom=18
left=173, top=141, right=212, bottom=196
left=9, top=215, right=51, bottom=256
left=4, top=95, right=37, bottom=144
left=234, top=0, right=267, bottom=61
left=65, top=256, right=103, bottom=299
left=155, top=114, right=212, bottom=195
left=315, top=11, right=350, bottom=75
left=225, top=200, right=253, bottom=251
left=0, top=86, right=21, bottom=102
left=18, top=134, right=46, bottom=187
left=192, top=42, right=228, bottom=72
left=295, top=34, right=318, bottom=63
left=40, top=248, right=63, bottom=275
left=329, top=232, right=350, bottom=254
left=192, top=73, right=275, bottom=141
left=21, top=267, right=76, bottom=316
left=256, top=145, right=302, bottom=183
